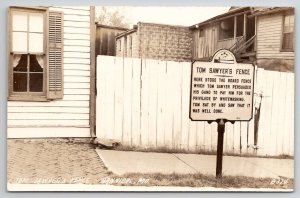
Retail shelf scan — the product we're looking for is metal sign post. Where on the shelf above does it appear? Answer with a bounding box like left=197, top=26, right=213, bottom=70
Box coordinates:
left=216, top=119, right=225, bottom=178
left=190, top=49, right=255, bottom=178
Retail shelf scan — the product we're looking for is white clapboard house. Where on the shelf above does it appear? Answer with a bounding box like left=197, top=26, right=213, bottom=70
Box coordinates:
left=7, top=6, right=96, bottom=138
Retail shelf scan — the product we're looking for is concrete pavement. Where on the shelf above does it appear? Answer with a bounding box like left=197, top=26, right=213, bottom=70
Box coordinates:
left=96, top=149, right=294, bottom=178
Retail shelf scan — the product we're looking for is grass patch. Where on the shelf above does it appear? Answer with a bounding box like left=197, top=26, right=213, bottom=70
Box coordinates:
left=103, top=173, right=293, bottom=189
left=113, top=145, right=294, bottom=159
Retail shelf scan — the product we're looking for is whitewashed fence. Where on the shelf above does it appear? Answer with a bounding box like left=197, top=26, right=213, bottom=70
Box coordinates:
left=96, top=55, right=294, bottom=156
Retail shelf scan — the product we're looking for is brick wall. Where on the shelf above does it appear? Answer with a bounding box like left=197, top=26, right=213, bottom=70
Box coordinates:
left=116, top=22, right=193, bottom=61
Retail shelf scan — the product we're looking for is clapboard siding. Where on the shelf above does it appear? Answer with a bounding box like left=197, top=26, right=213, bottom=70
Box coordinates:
left=7, top=127, right=90, bottom=138
left=7, top=6, right=91, bottom=138
left=257, top=13, right=294, bottom=60
left=97, top=56, right=294, bottom=156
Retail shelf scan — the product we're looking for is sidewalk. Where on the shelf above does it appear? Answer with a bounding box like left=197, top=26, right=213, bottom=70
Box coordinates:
left=96, top=149, right=294, bottom=178
left=8, top=139, right=110, bottom=184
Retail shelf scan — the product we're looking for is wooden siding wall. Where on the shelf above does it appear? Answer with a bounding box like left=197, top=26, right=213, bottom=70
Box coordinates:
left=193, top=24, right=238, bottom=59
left=7, top=6, right=91, bottom=138
left=96, top=27, right=126, bottom=56
left=192, top=25, right=218, bottom=58
left=256, top=13, right=294, bottom=60
left=96, top=56, right=294, bottom=156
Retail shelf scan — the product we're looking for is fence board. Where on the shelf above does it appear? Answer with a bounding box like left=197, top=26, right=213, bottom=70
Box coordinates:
left=181, top=62, right=191, bottom=150
left=164, top=62, right=175, bottom=147
left=148, top=60, right=159, bottom=147
left=269, top=72, right=281, bottom=156
left=277, top=72, right=287, bottom=155
left=131, top=58, right=142, bottom=146
left=123, top=58, right=133, bottom=145
left=173, top=62, right=183, bottom=149
left=140, top=59, right=150, bottom=146
left=113, top=57, right=124, bottom=141
left=257, top=70, right=274, bottom=156
left=233, top=122, right=241, bottom=154
left=285, top=73, right=294, bottom=155
left=156, top=60, right=167, bottom=147
left=196, top=122, right=205, bottom=151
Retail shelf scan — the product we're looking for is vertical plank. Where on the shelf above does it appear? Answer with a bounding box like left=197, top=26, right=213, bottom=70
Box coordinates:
left=210, top=122, right=218, bottom=152
left=257, top=70, right=274, bottom=156
left=233, top=121, right=241, bottom=154
left=131, top=58, right=141, bottom=146
left=225, top=122, right=234, bottom=153
left=113, top=56, right=124, bottom=142
left=171, top=61, right=182, bottom=149
left=180, top=62, right=191, bottom=150
left=140, top=58, right=150, bottom=146
left=276, top=72, right=287, bottom=155
left=240, top=121, right=248, bottom=154
left=248, top=67, right=265, bottom=154
left=104, top=56, right=115, bottom=139
left=284, top=73, right=294, bottom=155
left=196, top=122, right=205, bottom=151
left=188, top=120, right=197, bottom=151
left=96, top=56, right=107, bottom=139
left=269, top=71, right=281, bottom=156
left=164, top=61, right=173, bottom=148
left=156, top=60, right=167, bottom=147
left=148, top=59, right=159, bottom=147
left=123, top=57, right=133, bottom=145
left=204, top=122, right=212, bottom=152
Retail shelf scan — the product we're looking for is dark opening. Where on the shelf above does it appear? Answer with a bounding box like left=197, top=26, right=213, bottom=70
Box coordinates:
left=236, top=15, right=244, bottom=37
left=219, top=17, right=234, bottom=40
left=246, top=16, right=255, bottom=52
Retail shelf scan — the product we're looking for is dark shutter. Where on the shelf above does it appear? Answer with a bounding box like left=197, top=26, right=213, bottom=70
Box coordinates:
left=47, top=11, right=63, bottom=99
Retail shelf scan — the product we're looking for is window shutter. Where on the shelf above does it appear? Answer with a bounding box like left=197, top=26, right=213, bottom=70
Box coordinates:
left=47, top=11, right=63, bottom=99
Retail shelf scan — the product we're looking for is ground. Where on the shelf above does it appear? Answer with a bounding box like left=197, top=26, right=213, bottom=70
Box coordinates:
left=7, top=138, right=110, bottom=184
left=7, top=138, right=293, bottom=189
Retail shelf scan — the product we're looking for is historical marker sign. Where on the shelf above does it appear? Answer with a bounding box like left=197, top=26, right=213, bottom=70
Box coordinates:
left=190, top=49, right=255, bottom=121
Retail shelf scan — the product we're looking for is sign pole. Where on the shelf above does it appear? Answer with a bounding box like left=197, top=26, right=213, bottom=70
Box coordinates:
left=216, top=119, right=225, bottom=178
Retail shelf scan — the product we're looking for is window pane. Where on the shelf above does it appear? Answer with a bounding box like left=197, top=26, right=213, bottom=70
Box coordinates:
left=13, top=54, right=27, bottom=72
left=30, top=55, right=44, bottom=72
left=13, top=73, right=27, bottom=92
left=29, top=73, right=43, bottom=92
left=12, top=32, right=27, bottom=52
left=282, top=33, right=293, bottom=50
left=12, top=11, right=27, bottom=31
left=29, top=13, right=43, bottom=33
left=29, top=33, right=43, bottom=53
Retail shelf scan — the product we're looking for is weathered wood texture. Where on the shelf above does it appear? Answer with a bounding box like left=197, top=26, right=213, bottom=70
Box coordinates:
left=7, top=6, right=91, bottom=137
left=257, top=13, right=294, bottom=60
left=96, top=56, right=294, bottom=156
left=96, top=26, right=127, bottom=56
left=192, top=24, right=239, bottom=59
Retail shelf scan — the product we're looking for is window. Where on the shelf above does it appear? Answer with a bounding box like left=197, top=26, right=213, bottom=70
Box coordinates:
left=219, top=17, right=234, bottom=40
left=8, top=7, right=63, bottom=101
left=282, top=14, right=294, bottom=51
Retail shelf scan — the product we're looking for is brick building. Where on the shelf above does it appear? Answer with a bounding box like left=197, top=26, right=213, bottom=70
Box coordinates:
left=116, top=22, right=193, bottom=62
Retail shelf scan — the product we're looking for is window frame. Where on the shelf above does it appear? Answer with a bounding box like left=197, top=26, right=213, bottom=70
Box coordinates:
left=281, top=12, right=294, bottom=52
left=8, top=6, right=49, bottom=101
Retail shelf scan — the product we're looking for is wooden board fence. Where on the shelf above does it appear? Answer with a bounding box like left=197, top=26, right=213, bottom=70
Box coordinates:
left=96, top=55, right=294, bottom=156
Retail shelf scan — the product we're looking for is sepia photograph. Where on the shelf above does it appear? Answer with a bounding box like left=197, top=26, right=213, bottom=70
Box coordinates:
left=6, top=5, right=294, bottom=191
